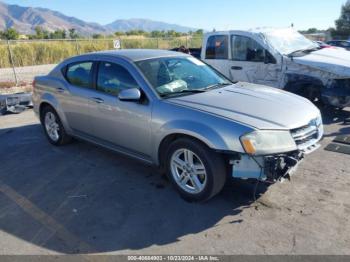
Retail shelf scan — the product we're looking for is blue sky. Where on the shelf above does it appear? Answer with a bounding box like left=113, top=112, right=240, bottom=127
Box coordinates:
left=2, top=0, right=347, bottom=30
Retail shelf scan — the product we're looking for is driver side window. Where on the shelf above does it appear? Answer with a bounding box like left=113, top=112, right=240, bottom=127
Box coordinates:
left=97, top=62, right=138, bottom=96
left=231, top=35, right=265, bottom=62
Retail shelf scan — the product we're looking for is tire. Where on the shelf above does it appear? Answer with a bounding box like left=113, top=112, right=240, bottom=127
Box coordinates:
left=285, top=83, right=321, bottom=104
left=41, top=105, right=72, bottom=146
left=165, top=138, right=227, bottom=202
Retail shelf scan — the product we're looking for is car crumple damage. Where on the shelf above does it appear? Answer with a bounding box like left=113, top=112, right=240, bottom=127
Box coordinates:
left=266, top=29, right=350, bottom=108
left=166, top=81, right=324, bottom=183
left=202, top=28, right=350, bottom=108
left=284, top=48, right=350, bottom=108
left=230, top=116, right=323, bottom=182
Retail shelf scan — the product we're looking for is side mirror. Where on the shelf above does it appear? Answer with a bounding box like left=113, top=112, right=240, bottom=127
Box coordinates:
left=118, top=88, right=141, bottom=102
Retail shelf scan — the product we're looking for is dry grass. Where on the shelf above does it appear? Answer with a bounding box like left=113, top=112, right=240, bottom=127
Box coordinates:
left=0, top=38, right=202, bottom=68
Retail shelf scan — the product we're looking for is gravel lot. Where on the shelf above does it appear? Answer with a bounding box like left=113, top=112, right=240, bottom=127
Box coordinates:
left=0, top=108, right=349, bottom=255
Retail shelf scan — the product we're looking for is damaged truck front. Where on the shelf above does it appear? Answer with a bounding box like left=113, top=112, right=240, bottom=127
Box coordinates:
left=201, top=28, right=350, bottom=108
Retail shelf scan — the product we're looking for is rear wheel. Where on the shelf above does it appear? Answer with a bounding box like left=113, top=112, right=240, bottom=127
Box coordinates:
left=41, top=106, right=72, bottom=146
left=165, top=138, right=226, bottom=202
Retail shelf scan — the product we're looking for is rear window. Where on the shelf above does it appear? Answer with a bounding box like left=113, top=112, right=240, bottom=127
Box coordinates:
left=65, top=62, right=93, bottom=88
left=205, top=35, right=228, bottom=60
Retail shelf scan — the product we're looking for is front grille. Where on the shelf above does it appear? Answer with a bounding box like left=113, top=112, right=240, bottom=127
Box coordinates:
left=291, top=118, right=322, bottom=153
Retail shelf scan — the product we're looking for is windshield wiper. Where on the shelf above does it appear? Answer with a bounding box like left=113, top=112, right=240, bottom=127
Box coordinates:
left=160, top=89, right=206, bottom=98
left=203, top=83, right=231, bottom=91
left=159, top=83, right=232, bottom=98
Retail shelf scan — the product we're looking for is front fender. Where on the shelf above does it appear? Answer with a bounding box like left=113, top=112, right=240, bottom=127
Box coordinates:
left=153, top=119, right=249, bottom=165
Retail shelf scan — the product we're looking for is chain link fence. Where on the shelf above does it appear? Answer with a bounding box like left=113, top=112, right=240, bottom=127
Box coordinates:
left=0, top=37, right=202, bottom=88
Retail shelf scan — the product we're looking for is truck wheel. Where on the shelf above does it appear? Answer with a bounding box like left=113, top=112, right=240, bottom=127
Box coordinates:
left=285, top=83, right=321, bottom=104
left=165, top=138, right=226, bottom=202
left=41, top=106, right=72, bottom=146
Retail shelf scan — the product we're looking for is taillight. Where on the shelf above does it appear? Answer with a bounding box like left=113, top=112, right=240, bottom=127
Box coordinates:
left=32, top=80, right=36, bottom=88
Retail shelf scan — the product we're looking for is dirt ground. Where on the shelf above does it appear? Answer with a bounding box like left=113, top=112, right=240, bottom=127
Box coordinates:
left=0, top=108, right=349, bottom=255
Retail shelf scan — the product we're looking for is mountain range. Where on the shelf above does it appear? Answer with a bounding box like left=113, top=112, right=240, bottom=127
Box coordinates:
left=0, top=1, right=196, bottom=35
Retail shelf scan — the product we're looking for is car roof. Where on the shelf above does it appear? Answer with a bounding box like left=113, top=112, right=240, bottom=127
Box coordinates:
left=88, top=49, right=189, bottom=62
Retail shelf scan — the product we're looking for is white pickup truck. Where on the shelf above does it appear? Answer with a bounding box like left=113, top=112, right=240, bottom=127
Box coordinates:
left=195, top=28, right=350, bottom=108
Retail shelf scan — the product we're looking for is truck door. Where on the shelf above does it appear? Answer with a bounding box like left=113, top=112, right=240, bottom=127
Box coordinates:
left=229, top=35, right=280, bottom=87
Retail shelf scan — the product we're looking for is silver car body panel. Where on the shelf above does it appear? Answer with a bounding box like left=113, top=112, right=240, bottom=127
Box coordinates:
left=167, top=83, right=320, bottom=130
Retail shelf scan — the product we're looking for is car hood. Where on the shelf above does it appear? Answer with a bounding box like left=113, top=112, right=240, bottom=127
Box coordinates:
left=293, top=48, right=350, bottom=77
left=168, top=83, right=320, bottom=130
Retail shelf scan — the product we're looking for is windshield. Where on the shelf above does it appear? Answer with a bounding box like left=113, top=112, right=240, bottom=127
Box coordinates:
left=263, top=28, right=319, bottom=55
left=135, top=56, right=231, bottom=97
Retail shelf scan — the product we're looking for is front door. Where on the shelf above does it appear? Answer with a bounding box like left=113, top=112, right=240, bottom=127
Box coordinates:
left=229, top=35, right=281, bottom=87
left=88, top=60, right=152, bottom=158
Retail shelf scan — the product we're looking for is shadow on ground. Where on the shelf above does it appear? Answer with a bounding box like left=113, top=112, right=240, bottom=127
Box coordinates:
left=320, top=107, right=350, bottom=137
left=0, top=124, right=267, bottom=254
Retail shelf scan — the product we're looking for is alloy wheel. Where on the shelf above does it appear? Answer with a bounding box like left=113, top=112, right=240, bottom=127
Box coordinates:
left=44, top=112, right=60, bottom=142
left=170, top=148, right=207, bottom=194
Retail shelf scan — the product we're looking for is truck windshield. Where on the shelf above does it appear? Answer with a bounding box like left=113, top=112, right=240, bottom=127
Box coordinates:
left=136, top=56, right=231, bottom=98
left=264, top=28, right=319, bottom=55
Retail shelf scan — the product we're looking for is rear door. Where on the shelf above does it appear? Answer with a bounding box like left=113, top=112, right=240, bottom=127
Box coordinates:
left=88, top=59, right=152, bottom=158
left=202, top=34, right=232, bottom=79
left=61, top=61, right=97, bottom=136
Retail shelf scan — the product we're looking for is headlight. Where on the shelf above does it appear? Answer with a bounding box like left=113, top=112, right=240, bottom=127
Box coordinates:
left=240, top=130, right=297, bottom=155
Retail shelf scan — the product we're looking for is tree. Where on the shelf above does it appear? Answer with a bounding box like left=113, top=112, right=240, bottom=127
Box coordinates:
left=150, top=30, right=162, bottom=37
left=194, top=29, right=204, bottom=36
left=299, top=28, right=326, bottom=34
left=34, top=26, right=49, bottom=39
left=306, top=28, right=318, bottom=34
left=333, top=0, right=350, bottom=39
left=69, top=28, right=79, bottom=39
left=50, top=29, right=67, bottom=39
left=92, top=33, right=104, bottom=39
left=1, top=28, right=19, bottom=40
left=114, top=31, right=124, bottom=37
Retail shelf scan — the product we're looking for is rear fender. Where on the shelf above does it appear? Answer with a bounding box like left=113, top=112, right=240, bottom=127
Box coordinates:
left=39, top=93, right=71, bottom=133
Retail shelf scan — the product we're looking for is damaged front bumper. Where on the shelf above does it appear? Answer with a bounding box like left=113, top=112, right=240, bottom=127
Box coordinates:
left=230, top=152, right=304, bottom=183
left=231, top=118, right=323, bottom=182
left=0, top=93, right=33, bottom=115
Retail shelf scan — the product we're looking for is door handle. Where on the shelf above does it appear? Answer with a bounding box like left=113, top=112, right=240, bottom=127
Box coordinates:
left=56, top=87, right=65, bottom=93
left=91, top=97, right=104, bottom=104
left=231, top=66, right=243, bottom=70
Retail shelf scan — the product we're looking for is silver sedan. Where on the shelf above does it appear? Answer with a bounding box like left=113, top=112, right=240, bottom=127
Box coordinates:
left=33, top=49, right=323, bottom=201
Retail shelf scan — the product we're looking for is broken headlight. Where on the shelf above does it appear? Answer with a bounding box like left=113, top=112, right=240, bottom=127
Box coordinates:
left=240, top=130, right=297, bottom=156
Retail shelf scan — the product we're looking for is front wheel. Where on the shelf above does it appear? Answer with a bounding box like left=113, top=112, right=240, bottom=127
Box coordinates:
left=165, top=138, right=227, bottom=202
